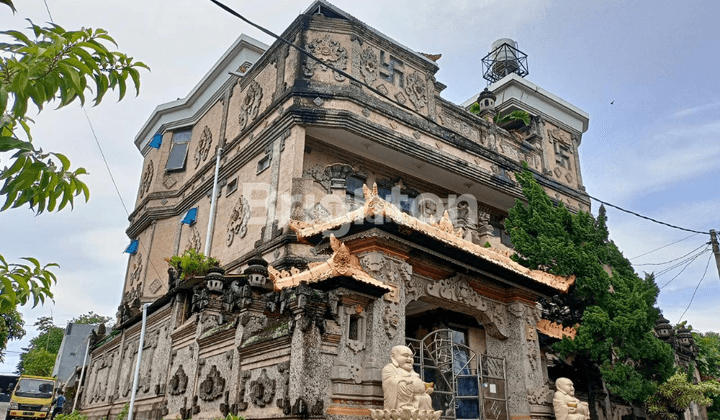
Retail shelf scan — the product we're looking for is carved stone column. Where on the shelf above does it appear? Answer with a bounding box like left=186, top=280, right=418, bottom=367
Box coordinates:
left=485, top=300, right=534, bottom=419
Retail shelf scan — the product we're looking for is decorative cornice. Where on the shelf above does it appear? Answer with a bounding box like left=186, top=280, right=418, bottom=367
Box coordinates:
left=269, top=236, right=393, bottom=293
left=290, top=184, right=575, bottom=293
left=536, top=319, right=577, bottom=339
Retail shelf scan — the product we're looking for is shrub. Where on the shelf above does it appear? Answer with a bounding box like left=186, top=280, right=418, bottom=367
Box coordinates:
left=164, top=249, right=220, bottom=280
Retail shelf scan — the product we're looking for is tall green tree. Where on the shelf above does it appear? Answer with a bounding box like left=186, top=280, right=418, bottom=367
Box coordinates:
left=0, top=5, right=148, bottom=313
left=505, top=165, right=675, bottom=405
left=70, top=311, right=111, bottom=325
left=0, top=307, right=25, bottom=362
left=16, top=316, right=63, bottom=376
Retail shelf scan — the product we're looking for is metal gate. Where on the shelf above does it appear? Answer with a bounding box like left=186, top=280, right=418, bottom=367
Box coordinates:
left=406, top=329, right=509, bottom=420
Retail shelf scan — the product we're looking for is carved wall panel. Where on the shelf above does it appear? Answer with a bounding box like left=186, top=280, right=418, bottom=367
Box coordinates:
left=239, top=80, right=263, bottom=130
left=186, top=226, right=201, bottom=252
left=405, top=71, right=427, bottom=110
left=408, top=274, right=509, bottom=339
left=276, top=361, right=291, bottom=414
left=198, top=365, right=225, bottom=401
left=140, top=160, right=154, bottom=198
left=194, top=126, right=213, bottom=169
left=304, top=34, right=348, bottom=82
left=357, top=45, right=379, bottom=85
left=129, top=253, right=143, bottom=285
left=250, top=368, right=276, bottom=407
left=168, top=365, right=188, bottom=395
left=226, top=195, right=250, bottom=246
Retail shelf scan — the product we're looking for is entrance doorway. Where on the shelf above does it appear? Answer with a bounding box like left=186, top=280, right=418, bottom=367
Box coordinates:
left=406, top=330, right=509, bottom=420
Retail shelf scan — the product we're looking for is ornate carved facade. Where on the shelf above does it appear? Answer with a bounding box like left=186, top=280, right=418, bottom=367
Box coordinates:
left=91, top=2, right=599, bottom=420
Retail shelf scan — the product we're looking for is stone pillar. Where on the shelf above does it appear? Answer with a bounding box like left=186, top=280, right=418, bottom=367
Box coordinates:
left=485, top=301, right=538, bottom=419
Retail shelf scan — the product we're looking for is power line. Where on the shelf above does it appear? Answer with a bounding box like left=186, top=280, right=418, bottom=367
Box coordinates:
left=658, top=247, right=710, bottom=289
left=208, top=0, right=710, bottom=238
left=656, top=246, right=709, bottom=278
left=42, top=0, right=54, bottom=23
left=82, top=110, right=164, bottom=283
left=634, top=242, right=710, bottom=266
left=677, top=252, right=714, bottom=323
left=589, top=196, right=708, bottom=234
left=630, top=232, right=702, bottom=260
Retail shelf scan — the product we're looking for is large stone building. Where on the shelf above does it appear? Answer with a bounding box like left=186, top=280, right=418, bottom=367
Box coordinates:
left=79, top=2, right=607, bottom=420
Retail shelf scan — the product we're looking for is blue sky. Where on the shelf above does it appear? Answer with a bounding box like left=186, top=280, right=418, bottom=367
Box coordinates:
left=1, top=0, right=719, bottom=373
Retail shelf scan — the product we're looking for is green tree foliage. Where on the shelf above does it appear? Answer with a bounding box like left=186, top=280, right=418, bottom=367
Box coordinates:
left=505, top=165, right=675, bottom=403
left=16, top=316, right=64, bottom=375
left=0, top=11, right=148, bottom=313
left=69, top=311, right=111, bottom=325
left=646, top=373, right=720, bottom=420
left=694, top=331, right=720, bottom=379
left=0, top=307, right=24, bottom=362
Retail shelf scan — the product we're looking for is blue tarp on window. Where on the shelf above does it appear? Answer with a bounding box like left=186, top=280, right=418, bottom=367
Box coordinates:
left=124, top=240, right=139, bottom=254
left=149, top=133, right=163, bottom=149
left=182, top=208, right=198, bottom=225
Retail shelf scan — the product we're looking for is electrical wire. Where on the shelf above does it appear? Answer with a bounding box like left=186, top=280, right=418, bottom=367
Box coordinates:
left=677, top=252, right=714, bottom=323
left=630, top=232, right=702, bottom=260
left=208, top=0, right=711, bottom=237
left=634, top=242, right=710, bottom=266
left=589, top=197, right=708, bottom=235
left=658, top=247, right=710, bottom=289
left=82, top=110, right=164, bottom=283
left=656, top=246, right=709, bottom=278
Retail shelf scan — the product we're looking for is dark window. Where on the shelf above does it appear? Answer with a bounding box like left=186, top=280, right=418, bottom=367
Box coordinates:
left=346, top=176, right=365, bottom=199
left=348, top=315, right=360, bottom=340
left=226, top=177, right=238, bottom=196
left=484, top=99, right=489, bottom=106
left=165, top=129, right=192, bottom=171
left=256, top=152, right=271, bottom=174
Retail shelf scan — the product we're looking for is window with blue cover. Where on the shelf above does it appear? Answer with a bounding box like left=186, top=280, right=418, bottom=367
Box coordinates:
left=181, top=208, right=198, bottom=225
left=165, top=129, right=192, bottom=171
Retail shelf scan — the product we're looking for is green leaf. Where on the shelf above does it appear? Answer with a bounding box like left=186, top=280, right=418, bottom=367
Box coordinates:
left=1, top=0, right=17, bottom=13
left=0, top=137, right=30, bottom=152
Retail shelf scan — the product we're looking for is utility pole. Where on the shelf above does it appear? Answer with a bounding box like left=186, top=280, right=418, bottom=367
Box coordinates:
left=711, top=229, right=720, bottom=280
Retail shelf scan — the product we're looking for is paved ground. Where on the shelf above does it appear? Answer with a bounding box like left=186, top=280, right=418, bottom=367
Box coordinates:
left=0, top=402, right=8, bottom=420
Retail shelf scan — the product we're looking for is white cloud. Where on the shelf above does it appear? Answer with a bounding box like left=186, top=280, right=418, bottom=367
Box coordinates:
left=672, top=101, right=720, bottom=119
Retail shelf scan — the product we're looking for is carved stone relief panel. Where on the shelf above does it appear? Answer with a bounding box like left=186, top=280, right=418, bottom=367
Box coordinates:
left=420, top=274, right=509, bottom=339
left=357, top=45, right=379, bottom=85
left=239, top=80, right=263, bottom=130
left=276, top=361, right=291, bottom=414
left=226, top=195, right=250, bottom=246
left=250, top=368, right=276, bottom=407
left=304, top=34, right=348, bottom=82
left=140, top=160, right=154, bottom=198
left=194, top=126, right=213, bottom=169
left=129, top=253, right=143, bottom=285
left=168, top=365, right=188, bottom=395
left=186, top=226, right=201, bottom=252
left=438, top=113, right=480, bottom=143
left=549, top=128, right=574, bottom=184
left=405, top=71, right=427, bottom=110
left=198, top=365, right=225, bottom=401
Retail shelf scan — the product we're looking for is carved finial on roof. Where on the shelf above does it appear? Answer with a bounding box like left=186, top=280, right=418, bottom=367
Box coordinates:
left=372, top=182, right=378, bottom=196
left=420, top=52, right=442, bottom=62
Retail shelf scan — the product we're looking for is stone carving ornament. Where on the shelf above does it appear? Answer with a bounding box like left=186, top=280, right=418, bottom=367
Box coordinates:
left=250, top=368, right=276, bottom=407
left=426, top=274, right=487, bottom=311
left=168, top=365, right=188, bottom=395
left=304, top=34, right=348, bottom=82
left=140, top=160, right=154, bottom=198
left=276, top=361, right=291, bottom=414
left=186, top=226, right=201, bottom=252
left=405, top=72, right=427, bottom=110
left=198, top=365, right=225, bottom=401
left=194, top=126, right=212, bottom=169
left=239, top=80, right=263, bottom=130
left=358, top=46, right=379, bottom=85
left=369, top=345, right=441, bottom=420
left=553, top=378, right=590, bottom=420
left=129, top=253, right=143, bottom=285
left=226, top=195, right=250, bottom=246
